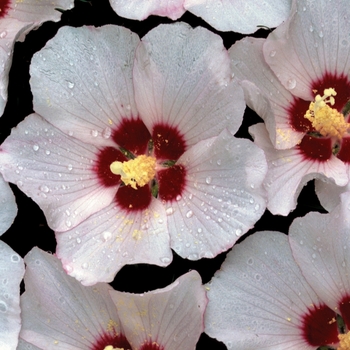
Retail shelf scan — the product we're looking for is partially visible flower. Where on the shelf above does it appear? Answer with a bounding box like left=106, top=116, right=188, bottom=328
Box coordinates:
left=0, top=174, right=16, bottom=236
left=109, top=0, right=186, bottom=20
left=184, top=0, right=292, bottom=34
left=204, top=231, right=341, bottom=349
left=0, top=0, right=74, bottom=117
left=289, top=191, right=350, bottom=347
left=19, top=247, right=207, bottom=350
left=229, top=0, right=350, bottom=215
left=0, top=24, right=267, bottom=284
left=0, top=241, right=24, bottom=350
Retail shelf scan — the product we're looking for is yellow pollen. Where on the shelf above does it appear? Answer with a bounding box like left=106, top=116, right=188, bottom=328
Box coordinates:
left=304, top=88, right=350, bottom=139
left=338, top=331, right=350, bottom=350
left=110, top=155, right=156, bottom=190
left=104, top=347, right=124, bottom=350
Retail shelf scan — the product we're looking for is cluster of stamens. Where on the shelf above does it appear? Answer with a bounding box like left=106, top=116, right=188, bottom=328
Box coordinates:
left=304, top=88, right=350, bottom=139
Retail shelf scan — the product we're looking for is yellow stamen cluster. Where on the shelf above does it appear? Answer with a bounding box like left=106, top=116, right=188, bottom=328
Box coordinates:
left=110, top=155, right=156, bottom=190
left=304, top=88, right=350, bottom=139
left=338, top=331, right=350, bottom=350
left=104, top=347, right=124, bottom=350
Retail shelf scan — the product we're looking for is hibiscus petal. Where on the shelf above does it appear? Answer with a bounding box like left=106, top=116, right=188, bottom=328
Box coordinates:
left=110, top=270, right=207, bottom=350
left=250, top=123, right=348, bottom=215
left=110, top=0, right=186, bottom=20
left=315, top=178, right=350, bottom=212
left=184, top=0, right=291, bottom=34
left=133, top=22, right=245, bottom=148
left=263, top=0, right=350, bottom=100
left=7, top=0, right=74, bottom=24
left=30, top=25, right=139, bottom=147
left=167, top=129, right=267, bottom=259
left=55, top=198, right=172, bottom=285
left=0, top=241, right=24, bottom=350
left=289, top=192, right=350, bottom=319
left=205, top=231, right=326, bottom=350
left=20, top=247, right=123, bottom=349
left=229, top=37, right=304, bottom=149
left=0, top=113, right=118, bottom=232
left=0, top=174, right=17, bottom=236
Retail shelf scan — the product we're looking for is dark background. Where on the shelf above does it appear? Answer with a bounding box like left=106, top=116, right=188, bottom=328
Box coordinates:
left=0, top=0, right=326, bottom=348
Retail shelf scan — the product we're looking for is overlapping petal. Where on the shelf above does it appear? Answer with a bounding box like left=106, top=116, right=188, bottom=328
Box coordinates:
left=250, top=123, right=348, bottom=215
left=30, top=25, right=139, bottom=148
left=184, top=0, right=291, bottom=34
left=0, top=113, right=118, bottom=232
left=168, top=129, right=267, bottom=259
left=0, top=241, right=24, bottom=350
left=109, top=0, right=186, bottom=20
left=19, top=248, right=124, bottom=349
left=204, top=231, right=338, bottom=349
left=133, top=22, right=245, bottom=148
left=264, top=0, right=350, bottom=101
left=55, top=198, right=171, bottom=286
left=0, top=174, right=16, bottom=236
left=289, top=191, right=350, bottom=324
left=111, top=270, right=207, bottom=350
left=0, top=0, right=74, bottom=117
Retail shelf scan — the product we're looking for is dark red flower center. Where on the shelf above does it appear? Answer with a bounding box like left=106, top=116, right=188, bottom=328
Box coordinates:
left=339, top=294, right=350, bottom=330
left=0, top=0, right=10, bottom=18
left=287, top=73, right=350, bottom=162
left=301, top=304, right=339, bottom=346
left=95, top=117, right=187, bottom=212
left=91, top=329, right=132, bottom=350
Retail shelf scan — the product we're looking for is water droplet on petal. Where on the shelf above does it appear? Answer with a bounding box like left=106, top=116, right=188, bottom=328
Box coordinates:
left=40, top=185, right=49, bottom=193
left=102, top=127, right=111, bottom=139
left=235, top=228, right=242, bottom=236
left=247, top=257, right=254, bottom=265
left=67, top=81, right=75, bottom=89
left=309, top=25, right=314, bottom=32
left=160, top=257, right=171, bottom=264
left=176, top=195, right=182, bottom=201
left=286, top=78, right=296, bottom=90
left=0, top=301, right=7, bottom=313
left=0, top=31, right=7, bottom=38
left=81, top=262, right=88, bottom=269
left=166, top=207, right=174, bottom=215
left=269, top=50, right=276, bottom=57
left=91, top=129, right=98, bottom=137
left=205, top=176, right=212, bottom=184
left=10, top=254, right=20, bottom=263
left=76, top=237, right=81, bottom=244
left=186, top=210, right=193, bottom=218
left=33, top=144, right=39, bottom=151
left=102, top=231, right=112, bottom=241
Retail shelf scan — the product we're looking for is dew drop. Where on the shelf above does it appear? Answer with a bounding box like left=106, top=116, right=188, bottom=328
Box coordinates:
left=2, top=279, right=7, bottom=285
left=102, top=231, right=112, bottom=241
left=65, top=265, right=73, bottom=273
left=66, top=220, right=72, bottom=228
left=342, top=260, right=346, bottom=268
left=255, top=274, right=261, bottom=281
left=312, top=253, right=316, bottom=259
left=76, top=237, right=81, bottom=244
left=81, top=262, right=88, bottom=269
left=309, top=25, right=314, bottom=32
left=67, top=164, right=73, bottom=171
left=235, top=228, right=242, bottom=236
left=286, top=78, right=296, bottom=90
left=10, top=254, right=20, bottom=263
left=45, top=150, right=51, bottom=155
left=91, top=129, right=98, bottom=137
left=216, top=159, right=222, bottom=165
left=33, top=144, right=39, bottom=151
left=40, top=185, right=49, bottom=193
left=67, top=81, right=75, bottom=89
left=0, top=31, right=7, bottom=38
left=166, top=207, right=174, bottom=215
left=102, top=127, right=111, bottom=139
left=0, top=301, right=7, bottom=313
left=269, top=50, right=276, bottom=57
left=186, top=210, right=193, bottom=218
left=247, top=257, right=254, bottom=265
left=160, top=257, right=171, bottom=264
left=205, top=176, right=212, bottom=184
left=197, top=228, right=202, bottom=233
left=300, top=240, right=303, bottom=245
left=319, top=30, right=324, bottom=38
left=176, top=195, right=182, bottom=201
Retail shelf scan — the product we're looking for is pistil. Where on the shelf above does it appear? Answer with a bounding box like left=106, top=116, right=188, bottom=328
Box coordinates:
left=304, top=88, right=350, bottom=139
left=110, top=155, right=156, bottom=190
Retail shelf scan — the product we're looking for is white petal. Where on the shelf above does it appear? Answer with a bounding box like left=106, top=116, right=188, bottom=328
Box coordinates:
left=264, top=0, right=350, bottom=100
left=134, top=22, right=245, bottom=147
left=20, top=248, right=122, bottom=349
left=7, top=0, right=74, bottom=24
left=0, top=174, right=17, bottom=236
left=315, top=178, right=350, bottom=212
left=250, top=123, right=348, bottom=215
left=184, top=0, right=291, bottom=34
left=289, top=191, right=350, bottom=311
left=110, top=0, right=186, bottom=20
left=0, top=113, right=117, bottom=232
left=56, top=198, right=172, bottom=285
left=110, top=270, right=207, bottom=350
left=30, top=25, right=139, bottom=147
left=168, top=129, right=267, bottom=259
left=229, top=37, right=304, bottom=149
left=0, top=241, right=24, bottom=350
left=205, top=231, right=322, bottom=350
